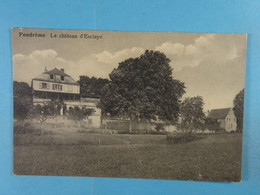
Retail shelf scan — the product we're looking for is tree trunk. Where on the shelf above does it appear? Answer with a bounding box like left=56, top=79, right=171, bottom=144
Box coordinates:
left=147, top=121, right=150, bottom=134
left=54, top=116, right=57, bottom=128
left=22, top=120, right=26, bottom=133
left=40, top=123, right=43, bottom=135
left=129, top=119, right=132, bottom=133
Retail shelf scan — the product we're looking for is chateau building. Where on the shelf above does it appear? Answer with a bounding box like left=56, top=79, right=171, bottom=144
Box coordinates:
left=31, top=67, right=101, bottom=128
left=208, top=108, right=237, bottom=132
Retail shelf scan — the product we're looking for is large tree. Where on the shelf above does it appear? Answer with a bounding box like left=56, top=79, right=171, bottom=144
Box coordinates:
left=78, top=76, right=109, bottom=97
left=100, top=50, right=185, bottom=132
left=28, top=100, right=67, bottom=134
left=13, top=81, right=33, bottom=120
left=28, top=103, right=53, bottom=134
left=180, top=96, right=205, bottom=130
left=67, top=106, right=95, bottom=127
left=233, top=89, right=244, bottom=132
left=47, top=99, right=64, bottom=128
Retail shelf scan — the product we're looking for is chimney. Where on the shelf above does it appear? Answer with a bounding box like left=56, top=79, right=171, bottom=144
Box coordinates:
left=207, top=110, right=210, bottom=116
left=61, top=68, right=64, bottom=73
left=44, top=66, right=48, bottom=72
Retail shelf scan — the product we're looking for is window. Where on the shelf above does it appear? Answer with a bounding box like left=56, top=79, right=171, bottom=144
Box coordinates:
left=50, top=74, right=53, bottom=79
left=61, top=76, right=64, bottom=81
left=41, top=82, right=47, bottom=89
left=52, top=84, right=63, bottom=91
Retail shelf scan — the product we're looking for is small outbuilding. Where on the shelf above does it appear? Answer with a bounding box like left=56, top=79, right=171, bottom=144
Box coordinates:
left=207, top=108, right=237, bottom=132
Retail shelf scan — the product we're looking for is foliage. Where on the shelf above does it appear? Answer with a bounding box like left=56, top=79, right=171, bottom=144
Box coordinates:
left=233, top=89, right=244, bottom=132
left=78, top=76, right=109, bottom=97
left=67, top=106, right=95, bottom=126
left=180, top=96, right=205, bottom=130
left=100, top=50, right=185, bottom=128
left=13, top=121, right=36, bottom=135
left=204, top=118, right=221, bottom=131
left=47, top=99, right=65, bottom=127
left=13, top=81, right=33, bottom=120
left=166, top=132, right=207, bottom=144
left=155, top=123, right=165, bottom=132
left=47, top=99, right=64, bottom=115
left=14, top=96, right=32, bottom=120
left=13, top=81, right=32, bottom=97
left=27, top=103, right=53, bottom=134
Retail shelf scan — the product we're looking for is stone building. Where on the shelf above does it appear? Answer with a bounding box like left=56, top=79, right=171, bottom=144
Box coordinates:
left=31, top=67, right=101, bottom=128
left=207, top=108, right=237, bottom=132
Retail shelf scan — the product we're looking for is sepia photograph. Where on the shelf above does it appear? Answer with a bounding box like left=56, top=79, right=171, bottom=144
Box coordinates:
left=12, top=28, right=246, bottom=182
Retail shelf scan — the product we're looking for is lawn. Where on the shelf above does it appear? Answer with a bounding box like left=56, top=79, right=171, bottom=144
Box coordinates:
left=13, top=128, right=242, bottom=182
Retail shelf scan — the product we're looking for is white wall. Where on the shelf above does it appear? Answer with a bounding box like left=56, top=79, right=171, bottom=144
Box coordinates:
left=225, top=110, right=237, bottom=132
left=86, top=115, right=101, bottom=128
left=64, top=101, right=101, bottom=128
left=32, top=80, right=80, bottom=94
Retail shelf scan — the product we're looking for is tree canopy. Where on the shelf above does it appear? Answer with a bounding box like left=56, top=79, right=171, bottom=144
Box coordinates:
left=67, top=106, right=95, bottom=126
left=13, top=81, right=32, bottom=97
left=180, top=96, right=205, bottom=130
left=27, top=103, right=53, bottom=134
left=100, top=50, right=185, bottom=124
left=13, top=81, right=33, bottom=120
left=233, top=89, right=244, bottom=131
left=78, top=76, right=109, bottom=98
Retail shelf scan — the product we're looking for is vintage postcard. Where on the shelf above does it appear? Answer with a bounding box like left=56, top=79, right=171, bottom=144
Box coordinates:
left=12, top=28, right=246, bottom=182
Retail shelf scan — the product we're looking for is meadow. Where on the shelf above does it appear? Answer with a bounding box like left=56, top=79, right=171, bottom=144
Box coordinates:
left=13, top=124, right=242, bottom=182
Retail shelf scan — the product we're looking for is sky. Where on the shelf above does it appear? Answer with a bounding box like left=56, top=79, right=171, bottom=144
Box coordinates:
left=12, top=28, right=247, bottom=111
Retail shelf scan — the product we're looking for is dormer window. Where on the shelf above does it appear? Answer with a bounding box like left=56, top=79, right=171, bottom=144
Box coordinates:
left=50, top=74, right=54, bottom=79
left=61, top=76, right=64, bottom=81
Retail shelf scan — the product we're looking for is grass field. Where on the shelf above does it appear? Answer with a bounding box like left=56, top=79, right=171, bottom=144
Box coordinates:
left=13, top=128, right=242, bottom=182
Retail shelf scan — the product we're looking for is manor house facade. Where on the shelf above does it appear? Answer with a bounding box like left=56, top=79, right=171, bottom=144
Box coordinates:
left=31, top=67, right=101, bottom=128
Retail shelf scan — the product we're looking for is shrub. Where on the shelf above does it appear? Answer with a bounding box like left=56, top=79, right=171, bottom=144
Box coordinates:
left=13, top=122, right=37, bottom=134
left=155, top=123, right=165, bottom=132
left=204, top=118, right=222, bottom=131
left=148, top=130, right=167, bottom=135
left=166, top=132, right=207, bottom=144
left=117, top=130, right=132, bottom=134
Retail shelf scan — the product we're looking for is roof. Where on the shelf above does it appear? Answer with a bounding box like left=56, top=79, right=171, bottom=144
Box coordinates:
left=32, top=68, right=78, bottom=85
left=45, top=68, right=69, bottom=76
left=208, top=108, right=231, bottom=119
